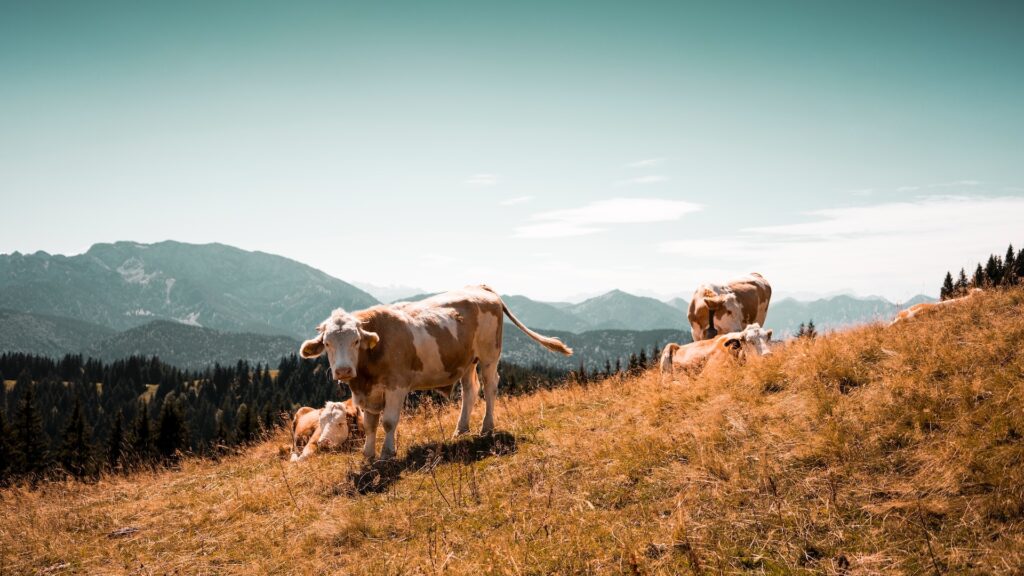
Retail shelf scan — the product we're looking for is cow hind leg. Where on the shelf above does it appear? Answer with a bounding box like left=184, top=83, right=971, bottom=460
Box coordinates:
left=455, top=364, right=480, bottom=436
left=480, top=361, right=500, bottom=434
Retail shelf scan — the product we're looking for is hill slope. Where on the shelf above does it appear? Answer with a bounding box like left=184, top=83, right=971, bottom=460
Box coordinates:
left=0, top=241, right=378, bottom=338
left=85, top=321, right=301, bottom=369
left=0, top=309, right=115, bottom=358
left=4, top=290, right=1023, bottom=574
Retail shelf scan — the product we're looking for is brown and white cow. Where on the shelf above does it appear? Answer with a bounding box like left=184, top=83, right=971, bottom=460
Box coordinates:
left=688, top=273, right=772, bottom=341
left=660, top=323, right=773, bottom=382
left=290, top=399, right=364, bottom=462
left=890, top=288, right=983, bottom=326
left=298, top=285, right=572, bottom=461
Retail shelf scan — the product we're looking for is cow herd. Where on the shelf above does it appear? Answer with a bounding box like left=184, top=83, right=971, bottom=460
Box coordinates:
left=287, top=274, right=973, bottom=462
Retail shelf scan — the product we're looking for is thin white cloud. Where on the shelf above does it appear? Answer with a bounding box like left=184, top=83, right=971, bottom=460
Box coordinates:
left=626, top=158, right=663, bottom=168
left=500, top=195, right=534, bottom=206
left=660, top=195, right=1024, bottom=299
left=850, top=188, right=874, bottom=197
left=465, top=173, right=499, bottom=186
left=897, top=180, right=979, bottom=193
left=927, top=180, right=980, bottom=188
left=614, top=175, right=669, bottom=186
left=515, top=197, right=702, bottom=239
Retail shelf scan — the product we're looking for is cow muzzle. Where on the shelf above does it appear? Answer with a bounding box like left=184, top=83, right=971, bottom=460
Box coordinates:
left=333, top=367, right=355, bottom=381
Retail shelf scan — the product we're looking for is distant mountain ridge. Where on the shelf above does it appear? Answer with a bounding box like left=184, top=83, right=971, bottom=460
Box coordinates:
left=0, top=241, right=935, bottom=369
left=763, top=294, right=935, bottom=336
left=0, top=241, right=378, bottom=339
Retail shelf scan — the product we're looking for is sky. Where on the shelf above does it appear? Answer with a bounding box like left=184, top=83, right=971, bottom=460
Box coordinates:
left=2, top=0, right=1023, bottom=302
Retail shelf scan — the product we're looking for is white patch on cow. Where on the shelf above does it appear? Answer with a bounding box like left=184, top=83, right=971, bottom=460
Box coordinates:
left=316, top=402, right=350, bottom=448
left=716, top=296, right=745, bottom=334
left=409, top=322, right=447, bottom=376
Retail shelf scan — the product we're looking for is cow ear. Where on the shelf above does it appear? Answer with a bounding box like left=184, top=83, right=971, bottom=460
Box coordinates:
left=766, top=329, right=773, bottom=340
left=361, top=330, right=380, bottom=349
left=300, top=336, right=325, bottom=358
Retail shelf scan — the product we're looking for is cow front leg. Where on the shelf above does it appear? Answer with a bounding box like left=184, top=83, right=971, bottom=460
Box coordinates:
left=361, top=410, right=380, bottom=462
left=455, top=366, right=480, bottom=436
left=380, top=388, right=408, bottom=460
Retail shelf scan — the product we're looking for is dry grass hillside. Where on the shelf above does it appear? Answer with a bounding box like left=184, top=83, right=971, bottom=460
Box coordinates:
left=3, top=288, right=1024, bottom=575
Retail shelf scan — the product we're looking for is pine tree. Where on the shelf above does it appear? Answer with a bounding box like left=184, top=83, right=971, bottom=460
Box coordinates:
left=235, top=403, right=255, bottom=444
left=1017, top=248, right=1024, bottom=283
left=972, top=263, right=986, bottom=288
left=131, top=402, right=152, bottom=465
left=955, top=268, right=969, bottom=296
left=156, top=395, right=187, bottom=460
left=985, top=254, right=1002, bottom=287
left=615, top=358, right=622, bottom=374
left=0, top=410, right=12, bottom=484
left=12, top=377, right=48, bottom=478
left=107, top=410, right=125, bottom=473
left=940, top=271, right=954, bottom=301
left=638, top=348, right=648, bottom=369
left=1004, top=244, right=1017, bottom=286
left=797, top=323, right=806, bottom=338
left=60, top=395, right=93, bottom=479
left=603, top=359, right=612, bottom=378
left=805, top=320, right=818, bottom=339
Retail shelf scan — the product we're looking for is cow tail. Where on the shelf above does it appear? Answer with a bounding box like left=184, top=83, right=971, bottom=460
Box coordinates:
left=491, top=292, right=573, bottom=355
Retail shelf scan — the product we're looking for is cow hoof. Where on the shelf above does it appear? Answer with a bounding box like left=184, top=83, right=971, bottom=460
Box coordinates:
left=453, top=428, right=471, bottom=437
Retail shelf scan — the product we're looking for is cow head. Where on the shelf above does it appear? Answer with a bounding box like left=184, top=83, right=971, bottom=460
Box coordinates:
left=314, top=401, right=352, bottom=449
left=722, top=323, right=773, bottom=359
left=299, top=309, right=379, bottom=381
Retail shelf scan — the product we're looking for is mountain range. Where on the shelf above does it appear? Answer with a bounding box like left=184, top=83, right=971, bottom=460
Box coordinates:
left=0, top=241, right=933, bottom=369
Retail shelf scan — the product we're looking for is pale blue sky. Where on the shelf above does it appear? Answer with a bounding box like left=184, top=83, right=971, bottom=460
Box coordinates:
left=2, top=1, right=1022, bottom=301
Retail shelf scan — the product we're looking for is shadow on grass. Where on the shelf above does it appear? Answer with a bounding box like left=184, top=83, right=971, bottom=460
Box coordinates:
left=346, top=431, right=519, bottom=495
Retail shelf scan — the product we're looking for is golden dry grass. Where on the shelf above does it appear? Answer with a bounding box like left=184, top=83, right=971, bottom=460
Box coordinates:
left=3, top=288, right=1024, bottom=575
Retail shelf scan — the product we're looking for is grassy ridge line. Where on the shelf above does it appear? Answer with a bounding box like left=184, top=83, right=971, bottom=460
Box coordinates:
left=3, top=288, right=1024, bottom=574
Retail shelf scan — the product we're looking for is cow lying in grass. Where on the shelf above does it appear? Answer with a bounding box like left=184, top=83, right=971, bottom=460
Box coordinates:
left=290, top=399, right=363, bottom=462
left=660, top=323, right=773, bottom=383
left=890, top=288, right=983, bottom=326
left=298, top=285, right=572, bottom=461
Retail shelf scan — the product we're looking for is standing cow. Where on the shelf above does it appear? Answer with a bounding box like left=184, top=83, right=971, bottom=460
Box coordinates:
left=688, top=273, right=772, bottom=341
left=298, top=285, right=572, bottom=461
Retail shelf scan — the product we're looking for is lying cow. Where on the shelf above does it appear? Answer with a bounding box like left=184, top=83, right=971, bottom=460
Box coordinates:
left=660, top=323, right=773, bottom=383
left=290, top=399, right=363, bottom=462
left=890, top=288, right=983, bottom=326
left=688, top=273, right=772, bottom=341
left=298, top=285, right=572, bottom=461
